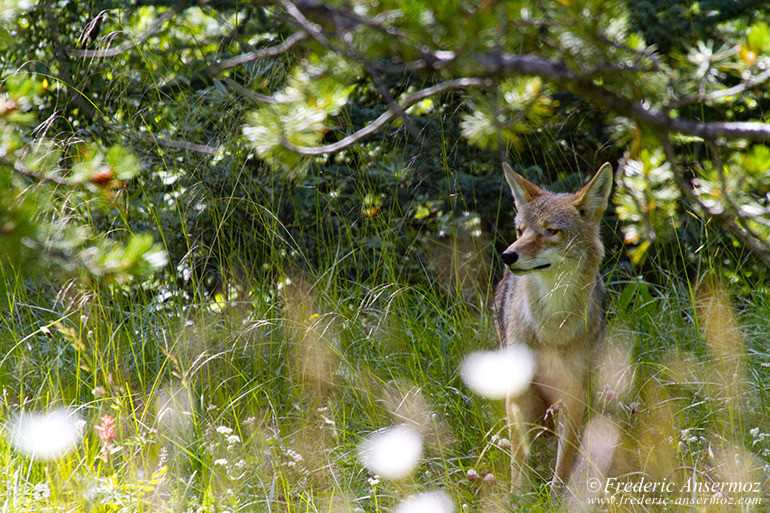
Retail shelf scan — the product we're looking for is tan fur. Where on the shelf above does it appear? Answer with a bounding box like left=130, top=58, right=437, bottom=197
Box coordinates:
left=494, top=162, right=613, bottom=492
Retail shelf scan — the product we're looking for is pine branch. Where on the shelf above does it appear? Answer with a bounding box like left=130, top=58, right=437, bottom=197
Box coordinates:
left=280, top=78, right=490, bottom=155
left=662, top=138, right=770, bottom=268
left=471, top=51, right=770, bottom=142
left=0, top=156, right=71, bottom=186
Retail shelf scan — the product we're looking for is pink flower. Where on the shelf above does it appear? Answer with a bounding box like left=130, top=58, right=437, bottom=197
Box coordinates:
left=94, top=415, right=116, bottom=444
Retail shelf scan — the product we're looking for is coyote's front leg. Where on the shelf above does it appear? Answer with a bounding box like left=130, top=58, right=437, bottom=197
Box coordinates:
left=506, top=390, right=544, bottom=491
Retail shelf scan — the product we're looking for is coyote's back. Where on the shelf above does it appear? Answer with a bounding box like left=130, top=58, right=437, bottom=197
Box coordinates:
left=494, top=162, right=613, bottom=491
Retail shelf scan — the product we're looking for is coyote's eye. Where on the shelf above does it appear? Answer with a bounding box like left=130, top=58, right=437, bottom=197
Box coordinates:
left=546, top=227, right=560, bottom=236
left=515, top=227, right=524, bottom=237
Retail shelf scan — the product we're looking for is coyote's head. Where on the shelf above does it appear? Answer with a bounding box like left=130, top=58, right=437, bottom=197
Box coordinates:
left=501, top=163, right=613, bottom=276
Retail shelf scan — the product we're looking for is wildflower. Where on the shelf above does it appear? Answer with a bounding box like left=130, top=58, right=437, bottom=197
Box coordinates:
left=460, top=345, right=535, bottom=400
left=358, top=425, right=423, bottom=480
left=216, top=426, right=233, bottom=435
left=367, top=475, right=380, bottom=486
left=466, top=469, right=479, bottom=481
left=284, top=448, right=304, bottom=462
left=94, top=415, right=117, bottom=444
left=394, top=491, right=454, bottom=513
left=8, top=408, right=83, bottom=460
left=226, top=434, right=241, bottom=445
left=94, top=414, right=118, bottom=462
left=214, top=458, right=228, bottom=466
left=33, top=483, right=51, bottom=501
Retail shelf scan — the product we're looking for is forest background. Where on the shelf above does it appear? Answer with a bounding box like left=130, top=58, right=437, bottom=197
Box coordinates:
left=1, top=0, right=770, bottom=511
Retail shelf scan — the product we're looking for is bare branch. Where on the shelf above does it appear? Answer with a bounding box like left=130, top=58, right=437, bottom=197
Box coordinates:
left=221, top=78, right=291, bottom=105
left=281, top=78, right=491, bottom=155
left=471, top=51, right=770, bottom=142
left=121, top=127, right=220, bottom=155
left=279, top=0, right=335, bottom=50
left=279, top=0, right=435, bottom=74
left=207, top=32, right=308, bottom=76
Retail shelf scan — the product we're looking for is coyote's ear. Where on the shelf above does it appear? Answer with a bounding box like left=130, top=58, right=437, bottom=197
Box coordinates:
left=503, top=163, right=544, bottom=211
left=573, top=162, right=613, bottom=218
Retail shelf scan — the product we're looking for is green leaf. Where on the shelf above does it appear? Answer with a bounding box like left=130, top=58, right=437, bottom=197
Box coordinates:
left=747, top=21, right=770, bottom=54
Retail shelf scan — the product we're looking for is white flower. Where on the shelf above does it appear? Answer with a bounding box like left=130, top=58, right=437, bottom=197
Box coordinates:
left=8, top=408, right=83, bottom=460
left=33, top=483, right=51, bottom=501
left=216, top=426, right=233, bottom=435
left=394, top=491, right=454, bottom=513
left=214, top=458, right=228, bottom=466
left=460, top=345, right=535, bottom=400
left=358, top=424, right=423, bottom=480
left=285, top=448, right=304, bottom=462
left=226, top=434, right=240, bottom=445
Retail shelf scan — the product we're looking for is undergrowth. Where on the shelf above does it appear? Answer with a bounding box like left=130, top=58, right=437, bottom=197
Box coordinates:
left=1, top=165, right=769, bottom=513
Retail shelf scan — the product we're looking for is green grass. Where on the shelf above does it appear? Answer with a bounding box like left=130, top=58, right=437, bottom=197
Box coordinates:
left=2, top=191, right=770, bottom=512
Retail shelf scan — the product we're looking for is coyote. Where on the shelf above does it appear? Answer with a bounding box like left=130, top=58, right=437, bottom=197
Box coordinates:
left=494, top=162, right=613, bottom=491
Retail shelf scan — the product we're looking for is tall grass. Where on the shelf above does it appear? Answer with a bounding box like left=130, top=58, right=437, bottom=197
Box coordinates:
left=2, top=161, right=769, bottom=512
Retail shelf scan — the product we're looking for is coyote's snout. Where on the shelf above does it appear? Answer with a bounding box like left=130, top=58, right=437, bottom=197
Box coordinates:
left=494, top=162, right=613, bottom=492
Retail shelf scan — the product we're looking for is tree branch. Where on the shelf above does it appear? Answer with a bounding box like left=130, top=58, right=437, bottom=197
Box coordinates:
left=662, top=137, right=770, bottom=268
left=221, top=78, right=292, bottom=105
left=70, top=1, right=189, bottom=58
left=0, top=156, right=71, bottom=186
left=668, top=67, right=770, bottom=109
left=122, top=127, right=220, bottom=155
left=206, top=32, right=308, bottom=76
left=281, top=78, right=491, bottom=155
left=471, top=51, right=770, bottom=142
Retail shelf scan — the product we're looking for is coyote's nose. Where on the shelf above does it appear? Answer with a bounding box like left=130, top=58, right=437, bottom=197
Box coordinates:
left=501, top=251, right=518, bottom=266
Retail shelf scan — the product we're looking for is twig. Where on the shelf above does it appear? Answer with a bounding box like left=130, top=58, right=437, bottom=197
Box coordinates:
left=669, top=67, right=770, bottom=109
left=280, top=78, right=490, bottom=155
left=221, top=78, right=291, bottom=105
left=0, top=155, right=71, bottom=186
left=120, top=126, right=220, bottom=155
left=70, top=2, right=188, bottom=58
left=206, top=32, right=308, bottom=76
left=338, top=30, right=427, bottom=147
left=662, top=137, right=770, bottom=267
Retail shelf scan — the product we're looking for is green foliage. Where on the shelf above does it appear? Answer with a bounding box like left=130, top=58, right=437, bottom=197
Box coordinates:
left=614, top=148, right=680, bottom=265
left=1, top=48, right=165, bottom=287
left=243, top=54, right=358, bottom=179
left=2, top=1, right=770, bottom=510
left=627, top=0, right=769, bottom=53
left=460, top=78, right=555, bottom=150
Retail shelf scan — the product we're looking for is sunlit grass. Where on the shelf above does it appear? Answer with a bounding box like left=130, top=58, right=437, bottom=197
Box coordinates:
left=2, top=164, right=770, bottom=511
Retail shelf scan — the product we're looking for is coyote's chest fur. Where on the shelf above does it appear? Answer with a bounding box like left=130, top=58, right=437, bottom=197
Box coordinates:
left=520, top=269, right=594, bottom=344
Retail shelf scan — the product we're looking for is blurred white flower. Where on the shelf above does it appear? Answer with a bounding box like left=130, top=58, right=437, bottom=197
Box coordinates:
left=7, top=408, right=83, bottom=460
left=216, top=426, right=233, bottom=435
left=33, top=483, right=51, bottom=501
left=394, top=491, right=454, bottom=513
left=358, top=424, right=423, bottom=480
left=460, top=345, right=535, bottom=399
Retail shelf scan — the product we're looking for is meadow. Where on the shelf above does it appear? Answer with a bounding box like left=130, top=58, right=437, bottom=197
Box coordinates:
left=3, top=0, right=770, bottom=510
left=2, top=184, right=769, bottom=512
